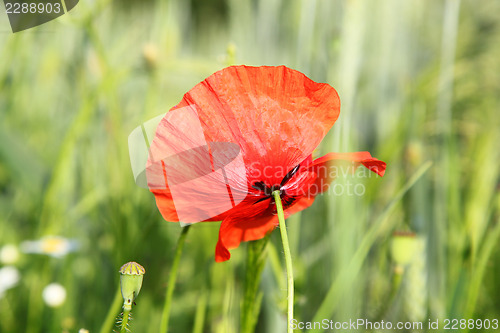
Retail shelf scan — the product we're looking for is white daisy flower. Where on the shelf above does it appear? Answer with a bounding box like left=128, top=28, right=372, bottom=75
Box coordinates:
left=0, top=244, right=20, bottom=264
left=20, top=236, right=78, bottom=258
left=0, top=266, right=20, bottom=298
left=42, top=283, right=67, bottom=307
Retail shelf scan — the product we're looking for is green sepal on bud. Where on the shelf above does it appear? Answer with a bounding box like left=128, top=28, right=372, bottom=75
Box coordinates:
left=119, top=261, right=145, bottom=311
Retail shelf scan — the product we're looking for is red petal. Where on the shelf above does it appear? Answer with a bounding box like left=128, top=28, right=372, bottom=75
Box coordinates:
left=148, top=66, right=340, bottom=223
left=308, top=151, right=386, bottom=194
left=147, top=106, right=249, bottom=223
left=284, top=196, right=316, bottom=217
left=215, top=214, right=278, bottom=262
left=175, top=66, right=340, bottom=175
left=214, top=196, right=315, bottom=262
left=151, top=189, right=179, bottom=222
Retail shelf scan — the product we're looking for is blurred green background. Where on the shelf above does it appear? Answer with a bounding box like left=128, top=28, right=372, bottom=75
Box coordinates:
left=0, top=0, right=499, bottom=332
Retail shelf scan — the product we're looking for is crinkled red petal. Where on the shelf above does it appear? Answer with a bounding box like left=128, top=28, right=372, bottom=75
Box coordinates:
left=215, top=196, right=315, bottom=262
left=308, top=151, right=386, bottom=195
left=147, top=65, right=340, bottom=223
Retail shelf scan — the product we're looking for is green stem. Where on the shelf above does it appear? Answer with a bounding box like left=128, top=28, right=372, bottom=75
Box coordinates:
left=160, top=225, right=191, bottom=333
left=272, top=190, right=294, bottom=333
left=99, top=286, right=123, bottom=333
left=241, top=235, right=270, bottom=333
left=120, top=309, right=131, bottom=333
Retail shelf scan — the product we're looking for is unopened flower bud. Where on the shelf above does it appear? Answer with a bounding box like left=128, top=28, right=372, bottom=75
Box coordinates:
left=390, top=231, right=418, bottom=268
left=405, top=141, right=423, bottom=168
left=119, top=261, right=145, bottom=311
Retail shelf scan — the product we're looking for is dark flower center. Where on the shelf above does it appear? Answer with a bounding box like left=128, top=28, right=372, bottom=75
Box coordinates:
left=251, top=164, right=301, bottom=208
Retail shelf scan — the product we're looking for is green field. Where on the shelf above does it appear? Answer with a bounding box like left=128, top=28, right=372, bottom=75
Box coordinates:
left=0, top=0, right=499, bottom=332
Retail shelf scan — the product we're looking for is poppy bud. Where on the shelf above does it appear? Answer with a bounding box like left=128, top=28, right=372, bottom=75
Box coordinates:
left=119, top=261, right=145, bottom=311
left=405, top=141, right=423, bottom=168
left=390, top=231, right=417, bottom=270
left=225, top=42, right=237, bottom=65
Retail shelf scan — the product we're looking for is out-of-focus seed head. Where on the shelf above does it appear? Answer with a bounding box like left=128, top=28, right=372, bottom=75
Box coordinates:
left=405, top=141, right=423, bottom=168
left=119, top=261, right=145, bottom=311
left=142, top=43, right=158, bottom=71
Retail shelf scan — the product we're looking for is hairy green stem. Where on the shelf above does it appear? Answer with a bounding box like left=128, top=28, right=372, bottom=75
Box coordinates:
left=120, top=309, right=131, bottom=333
left=272, top=190, right=294, bottom=332
left=160, top=225, right=191, bottom=333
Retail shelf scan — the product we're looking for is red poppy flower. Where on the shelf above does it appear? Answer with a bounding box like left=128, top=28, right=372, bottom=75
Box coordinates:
left=146, top=65, right=386, bottom=262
